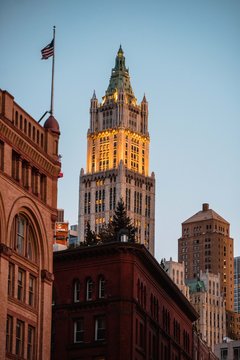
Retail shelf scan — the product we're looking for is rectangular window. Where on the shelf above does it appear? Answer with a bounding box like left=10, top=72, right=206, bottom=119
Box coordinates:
left=8, top=263, right=14, bottom=297
left=86, top=279, right=93, bottom=301
left=12, top=150, right=20, bottom=181
left=99, top=278, right=105, bottom=299
left=95, top=317, right=106, bottom=341
left=27, top=326, right=35, bottom=360
left=22, top=161, right=29, bottom=189
left=74, top=280, right=80, bottom=303
left=74, top=319, right=84, bottom=343
left=29, top=275, right=36, bottom=307
left=17, top=216, right=25, bottom=255
left=6, top=315, right=13, bottom=353
left=16, top=320, right=24, bottom=357
left=17, top=269, right=25, bottom=302
left=40, top=174, right=47, bottom=202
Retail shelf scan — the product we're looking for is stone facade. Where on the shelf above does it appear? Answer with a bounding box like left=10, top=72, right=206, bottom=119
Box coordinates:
left=78, top=47, right=155, bottom=254
left=164, top=258, right=190, bottom=299
left=0, top=90, right=61, bottom=359
left=186, top=271, right=226, bottom=351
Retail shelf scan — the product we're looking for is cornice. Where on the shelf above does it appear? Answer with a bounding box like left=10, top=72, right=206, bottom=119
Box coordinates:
left=0, top=119, right=60, bottom=177
left=53, top=242, right=198, bottom=321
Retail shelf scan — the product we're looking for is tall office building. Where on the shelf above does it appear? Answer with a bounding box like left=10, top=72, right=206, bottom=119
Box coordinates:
left=178, top=203, right=234, bottom=312
left=78, top=47, right=155, bottom=254
left=234, top=256, right=240, bottom=313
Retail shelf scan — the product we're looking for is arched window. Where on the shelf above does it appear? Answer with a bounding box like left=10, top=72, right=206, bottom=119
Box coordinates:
left=73, top=280, right=80, bottom=303
left=11, top=214, right=37, bottom=262
left=86, top=278, right=93, bottom=301
left=98, top=276, right=105, bottom=299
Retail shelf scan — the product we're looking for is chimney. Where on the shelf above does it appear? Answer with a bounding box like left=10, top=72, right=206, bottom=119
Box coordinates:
left=202, top=203, right=209, bottom=212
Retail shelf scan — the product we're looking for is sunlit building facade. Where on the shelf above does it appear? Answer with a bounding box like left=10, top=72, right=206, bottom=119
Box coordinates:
left=186, top=271, right=226, bottom=352
left=178, top=203, right=234, bottom=313
left=78, top=47, right=155, bottom=254
left=234, top=256, right=240, bottom=314
left=0, top=90, right=61, bottom=359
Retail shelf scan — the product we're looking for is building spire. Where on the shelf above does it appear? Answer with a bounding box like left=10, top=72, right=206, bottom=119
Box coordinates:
left=105, top=46, right=135, bottom=99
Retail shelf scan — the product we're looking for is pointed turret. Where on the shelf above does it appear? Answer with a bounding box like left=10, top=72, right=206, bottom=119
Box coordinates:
left=90, top=90, right=98, bottom=132
left=91, top=89, right=97, bottom=100
left=105, top=46, right=135, bottom=100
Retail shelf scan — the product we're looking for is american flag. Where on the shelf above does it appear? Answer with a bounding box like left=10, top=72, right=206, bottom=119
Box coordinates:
left=41, top=39, right=54, bottom=59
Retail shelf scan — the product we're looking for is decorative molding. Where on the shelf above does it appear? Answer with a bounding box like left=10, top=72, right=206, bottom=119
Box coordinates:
left=41, top=269, right=54, bottom=283
left=0, top=243, right=12, bottom=258
left=0, top=121, right=59, bottom=177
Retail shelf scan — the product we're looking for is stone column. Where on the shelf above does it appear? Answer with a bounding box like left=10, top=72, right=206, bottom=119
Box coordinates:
left=0, top=245, right=12, bottom=360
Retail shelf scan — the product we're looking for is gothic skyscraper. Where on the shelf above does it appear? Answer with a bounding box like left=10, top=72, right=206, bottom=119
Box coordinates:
left=78, top=47, right=155, bottom=254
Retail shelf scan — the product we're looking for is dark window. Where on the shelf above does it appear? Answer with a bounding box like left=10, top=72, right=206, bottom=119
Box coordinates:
left=16, top=320, right=24, bottom=357
left=17, top=269, right=25, bottom=301
left=6, top=315, right=13, bottom=353
left=12, top=150, right=20, bottom=181
left=73, top=280, right=80, bottom=303
left=8, top=263, right=14, bottom=297
left=27, top=326, right=35, bottom=360
left=86, top=278, right=93, bottom=301
left=29, top=275, right=36, bottom=307
left=95, top=317, right=106, bottom=341
left=74, top=319, right=84, bottom=343
left=99, top=277, right=105, bottom=299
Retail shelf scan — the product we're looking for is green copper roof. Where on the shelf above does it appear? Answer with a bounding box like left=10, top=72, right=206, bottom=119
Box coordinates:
left=106, top=46, right=135, bottom=97
left=185, top=279, right=206, bottom=294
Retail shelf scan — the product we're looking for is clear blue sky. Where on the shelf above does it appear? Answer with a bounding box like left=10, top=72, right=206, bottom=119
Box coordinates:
left=1, top=0, right=239, bottom=261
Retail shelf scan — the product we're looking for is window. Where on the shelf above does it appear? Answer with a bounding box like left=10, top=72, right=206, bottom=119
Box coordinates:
left=29, top=275, right=36, bottom=307
left=12, top=150, right=20, bottom=181
left=6, top=315, right=13, bottom=353
left=221, top=348, right=228, bottom=360
left=22, top=160, right=29, bottom=189
left=74, top=319, right=84, bottom=343
left=234, top=347, right=240, bottom=360
left=16, top=320, right=24, bottom=357
left=40, top=174, right=47, bottom=202
left=27, top=326, right=35, bottom=360
left=17, top=269, right=25, bottom=302
left=73, top=280, right=80, bottom=302
left=95, top=317, right=106, bottom=341
left=99, top=277, right=105, bottom=299
left=17, top=216, right=25, bottom=255
left=8, top=263, right=14, bottom=297
left=12, top=214, right=36, bottom=262
left=86, top=278, right=93, bottom=301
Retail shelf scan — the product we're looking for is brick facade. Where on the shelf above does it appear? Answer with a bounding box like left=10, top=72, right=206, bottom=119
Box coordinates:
left=0, top=89, right=61, bottom=359
left=52, top=242, right=217, bottom=360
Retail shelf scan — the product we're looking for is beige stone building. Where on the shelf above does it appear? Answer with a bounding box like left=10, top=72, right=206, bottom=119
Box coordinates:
left=178, top=203, right=234, bottom=312
left=186, top=271, right=226, bottom=352
left=78, top=47, right=155, bottom=254
left=164, top=257, right=190, bottom=299
left=0, top=90, right=61, bottom=359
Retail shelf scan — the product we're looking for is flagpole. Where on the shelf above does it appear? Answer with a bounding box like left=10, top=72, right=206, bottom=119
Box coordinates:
left=50, top=26, right=56, bottom=116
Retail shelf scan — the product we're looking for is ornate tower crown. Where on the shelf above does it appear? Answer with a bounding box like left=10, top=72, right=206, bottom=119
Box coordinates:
left=105, top=45, right=135, bottom=100
left=79, top=47, right=155, bottom=255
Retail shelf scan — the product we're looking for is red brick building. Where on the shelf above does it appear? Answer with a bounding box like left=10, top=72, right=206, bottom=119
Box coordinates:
left=53, top=242, right=216, bottom=360
left=0, top=89, right=61, bottom=359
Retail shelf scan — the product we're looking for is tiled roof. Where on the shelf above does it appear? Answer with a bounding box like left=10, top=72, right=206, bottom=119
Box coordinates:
left=183, top=209, right=229, bottom=225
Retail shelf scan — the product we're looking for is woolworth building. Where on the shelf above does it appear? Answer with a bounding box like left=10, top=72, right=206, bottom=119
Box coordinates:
left=78, top=47, right=155, bottom=254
